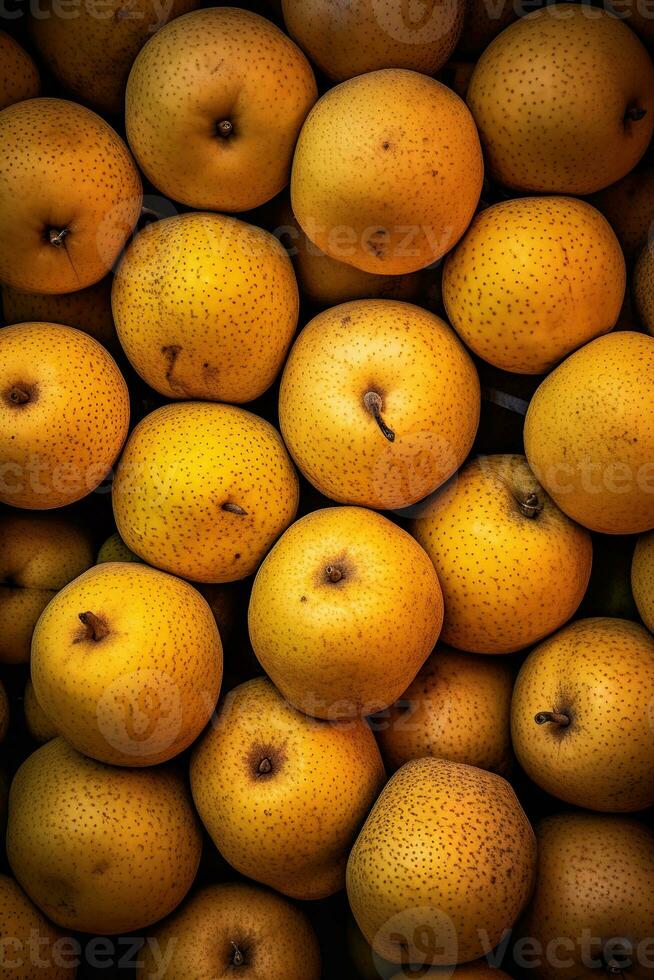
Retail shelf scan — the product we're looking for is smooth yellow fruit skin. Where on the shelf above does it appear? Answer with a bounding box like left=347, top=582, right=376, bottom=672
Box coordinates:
left=511, top=618, right=654, bottom=812
left=30, top=0, right=198, bottom=114
left=31, top=562, right=223, bottom=767
left=291, top=69, right=483, bottom=275
left=282, top=0, right=464, bottom=81
left=0, top=874, right=75, bottom=979
left=136, top=882, right=321, bottom=980
left=191, top=677, right=385, bottom=900
left=633, top=242, right=654, bottom=335
left=377, top=645, right=514, bottom=775
left=0, top=323, right=130, bottom=510
left=0, top=513, right=94, bottom=664
left=467, top=4, right=654, bottom=195
left=7, top=738, right=202, bottom=934
left=443, top=197, right=625, bottom=374
left=346, top=757, right=536, bottom=966
left=112, top=212, right=299, bottom=403
left=24, top=679, right=57, bottom=745
left=97, top=532, right=141, bottom=565
left=520, top=813, right=654, bottom=980
left=2, top=278, right=117, bottom=352
left=126, top=7, right=317, bottom=212
left=413, top=455, right=592, bottom=653
left=524, top=331, right=654, bottom=534
left=249, top=507, right=443, bottom=719
left=279, top=299, right=480, bottom=511
left=113, top=402, right=299, bottom=583
left=0, top=32, right=39, bottom=110
left=0, top=99, right=141, bottom=294
left=632, top=531, right=654, bottom=631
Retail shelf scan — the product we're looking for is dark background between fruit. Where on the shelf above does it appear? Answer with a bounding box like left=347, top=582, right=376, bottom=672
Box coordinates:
left=1, top=0, right=653, bottom=976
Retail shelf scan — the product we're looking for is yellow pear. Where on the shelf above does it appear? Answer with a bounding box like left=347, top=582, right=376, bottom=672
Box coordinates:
left=524, top=331, right=654, bottom=534
left=520, top=813, right=654, bottom=980
left=190, top=677, right=385, bottom=900
left=633, top=240, right=654, bottom=334
left=24, top=679, right=57, bottom=745
left=113, top=402, right=299, bottom=583
left=7, top=738, right=202, bottom=934
left=591, top=167, right=654, bottom=262
left=0, top=512, right=94, bottom=663
left=112, top=212, right=298, bottom=403
left=30, top=0, right=198, bottom=114
left=0, top=874, right=76, bottom=979
left=376, top=645, right=514, bottom=775
left=282, top=0, right=464, bottom=80
left=632, top=530, right=654, bottom=631
left=291, top=69, right=483, bottom=275
left=31, top=562, right=222, bottom=766
left=413, top=455, right=591, bottom=653
left=249, top=506, right=443, bottom=719
left=0, top=98, right=141, bottom=293
left=443, top=197, right=625, bottom=374
left=0, top=323, right=130, bottom=510
left=512, top=617, right=654, bottom=812
left=0, top=31, right=39, bottom=110
left=2, top=278, right=117, bottom=351
left=137, top=882, right=321, bottom=979
left=467, top=4, right=654, bottom=194
left=126, top=7, right=316, bottom=211
left=279, top=299, right=480, bottom=510
left=347, top=757, right=536, bottom=965
left=96, top=532, right=141, bottom=564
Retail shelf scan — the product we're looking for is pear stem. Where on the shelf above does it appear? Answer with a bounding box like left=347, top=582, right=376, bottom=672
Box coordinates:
left=519, top=492, right=543, bottom=518
left=222, top=502, right=247, bottom=516
left=535, top=711, right=570, bottom=728
left=7, top=386, right=30, bottom=405
left=48, top=228, right=69, bottom=247
left=606, top=960, right=624, bottom=978
left=363, top=390, right=395, bottom=442
left=257, top=758, right=272, bottom=775
left=230, top=941, right=245, bottom=966
left=325, top=565, right=343, bottom=583
left=78, top=611, right=109, bottom=642
left=216, top=119, right=234, bottom=138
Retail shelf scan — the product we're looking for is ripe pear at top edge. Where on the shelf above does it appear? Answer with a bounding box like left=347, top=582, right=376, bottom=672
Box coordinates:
left=347, top=757, right=536, bottom=966
left=279, top=299, right=480, bottom=511
left=511, top=617, right=654, bottom=812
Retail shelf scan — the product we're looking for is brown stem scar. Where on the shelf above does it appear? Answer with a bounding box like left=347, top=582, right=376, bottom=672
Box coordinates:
left=364, top=390, right=395, bottom=442
left=48, top=228, right=69, bottom=247
left=625, top=106, right=647, bottom=122
left=325, top=565, right=343, bottom=583
left=222, top=502, right=247, bottom=516
left=7, top=386, right=30, bottom=405
left=519, top=492, right=543, bottom=519
left=230, top=941, right=245, bottom=966
left=257, top=758, right=272, bottom=775
left=78, top=611, right=109, bottom=642
left=535, top=711, right=570, bottom=728
left=216, top=119, right=234, bottom=138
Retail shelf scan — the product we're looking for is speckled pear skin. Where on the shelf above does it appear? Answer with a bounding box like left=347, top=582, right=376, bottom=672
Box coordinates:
left=467, top=4, right=654, bottom=195
left=282, top=0, right=464, bottom=81
left=2, top=277, right=116, bottom=351
left=519, top=813, right=654, bottom=980
left=632, top=531, right=654, bottom=631
left=136, top=881, right=321, bottom=980
left=511, top=617, right=654, bottom=812
left=443, top=197, right=625, bottom=374
left=125, top=7, right=317, bottom=212
left=0, top=98, right=141, bottom=294
left=412, top=455, right=592, bottom=654
left=279, top=299, right=480, bottom=510
left=633, top=241, right=654, bottom=335
left=0, top=874, right=75, bottom=980
left=0, top=322, right=130, bottom=511
left=31, top=561, right=223, bottom=766
left=0, top=512, right=94, bottom=664
left=249, top=506, right=443, bottom=719
left=190, top=677, right=386, bottom=901
left=523, top=331, right=654, bottom=535
left=0, top=31, right=39, bottom=110
left=113, top=401, right=299, bottom=583
left=291, top=70, right=483, bottom=275
left=7, top=738, right=202, bottom=934
left=376, top=645, right=514, bottom=775
left=112, top=212, right=299, bottom=403
left=346, top=757, right=536, bottom=966
left=29, top=0, right=199, bottom=115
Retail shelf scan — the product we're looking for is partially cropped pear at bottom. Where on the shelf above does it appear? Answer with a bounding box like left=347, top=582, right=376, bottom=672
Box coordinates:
left=347, top=757, right=536, bottom=966
left=190, top=677, right=386, bottom=900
